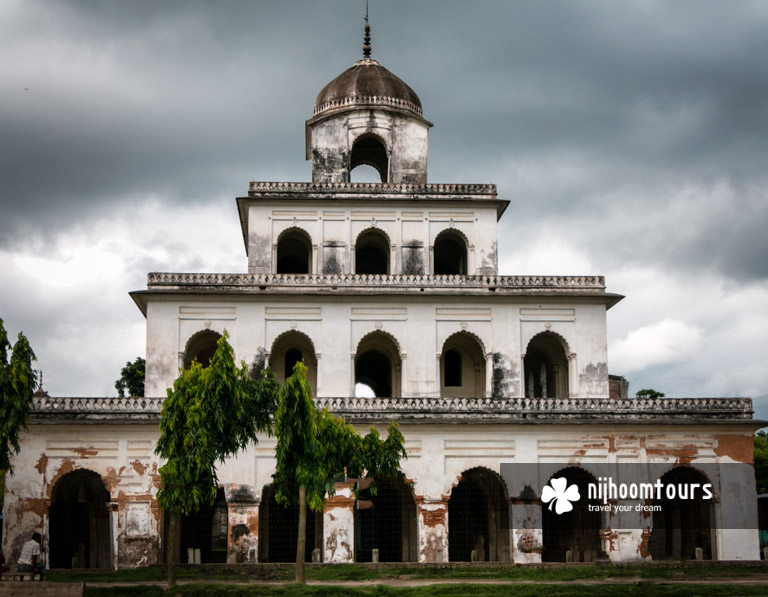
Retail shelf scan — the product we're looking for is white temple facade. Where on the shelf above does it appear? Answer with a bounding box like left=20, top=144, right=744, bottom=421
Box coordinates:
left=3, top=28, right=762, bottom=569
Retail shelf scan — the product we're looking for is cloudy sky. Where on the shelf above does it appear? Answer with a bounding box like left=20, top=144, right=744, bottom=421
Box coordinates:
left=1, top=1, right=767, bottom=419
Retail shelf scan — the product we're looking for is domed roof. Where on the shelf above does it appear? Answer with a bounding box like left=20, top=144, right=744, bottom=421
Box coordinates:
left=313, top=58, right=423, bottom=118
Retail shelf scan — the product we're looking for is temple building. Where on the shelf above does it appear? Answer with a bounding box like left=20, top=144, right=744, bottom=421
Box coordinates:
left=2, top=21, right=762, bottom=568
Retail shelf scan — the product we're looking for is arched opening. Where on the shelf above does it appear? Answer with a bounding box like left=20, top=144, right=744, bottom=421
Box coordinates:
left=163, top=488, right=228, bottom=564
left=355, top=331, right=401, bottom=398
left=434, top=230, right=468, bottom=275
left=258, top=484, right=323, bottom=563
left=440, top=332, right=486, bottom=398
left=350, top=134, right=388, bottom=183
left=276, top=228, right=312, bottom=274
left=355, top=229, right=390, bottom=275
left=49, top=469, right=112, bottom=569
left=183, top=330, right=222, bottom=370
left=648, top=467, right=715, bottom=560
left=542, top=467, right=603, bottom=562
left=448, top=467, right=510, bottom=562
left=354, top=474, right=417, bottom=562
left=268, top=331, right=318, bottom=396
left=524, top=332, right=569, bottom=398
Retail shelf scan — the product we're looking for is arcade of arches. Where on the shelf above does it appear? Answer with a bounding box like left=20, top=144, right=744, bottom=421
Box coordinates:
left=524, top=332, right=569, bottom=398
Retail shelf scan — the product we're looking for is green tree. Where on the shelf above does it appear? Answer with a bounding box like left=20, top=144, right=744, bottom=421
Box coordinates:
left=0, top=317, right=37, bottom=474
left=155, top=333, right=277, bottom=588
left=755, top=430, right=768, bottom=493
left=115, top=356, right=145, bottom=397
left=273, top=361, right=406, bottom=584
left=636, top=388, right=665, bottom=399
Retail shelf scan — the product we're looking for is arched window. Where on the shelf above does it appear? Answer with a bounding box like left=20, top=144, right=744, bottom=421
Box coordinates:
left=441, top=332, right=486, bottom=398
left=355, top=331, right=402, bottom=398
left=276, top=228, right=312, bottom=274
left=524, top=332, right=569, bottom=398
left=355, top=229, right=390, bottom=275
left=434, top=230, right=468, bottom=275
left=449, top=467, right=510, bottom=562
left=269, top=331, right=318, bottom=396
left=49, top=470, right=112, bottom=569
left=183, top=330, right=222, bottom=369
left=350, top=134, right=388, bottom=183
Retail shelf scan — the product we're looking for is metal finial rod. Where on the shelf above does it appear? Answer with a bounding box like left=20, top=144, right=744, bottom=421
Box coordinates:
left=363, top=0, right=372, bottom=58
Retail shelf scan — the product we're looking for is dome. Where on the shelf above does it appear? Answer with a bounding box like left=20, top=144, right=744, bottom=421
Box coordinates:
left=313, top=58, right=423, bottom=118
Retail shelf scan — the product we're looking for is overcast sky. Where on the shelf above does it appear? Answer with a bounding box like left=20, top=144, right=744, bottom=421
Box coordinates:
left=1, top=1, right=767, bottom=420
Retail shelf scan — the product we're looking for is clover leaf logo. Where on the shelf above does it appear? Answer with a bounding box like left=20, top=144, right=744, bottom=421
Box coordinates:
left=542, top=477, right=580, bottom=514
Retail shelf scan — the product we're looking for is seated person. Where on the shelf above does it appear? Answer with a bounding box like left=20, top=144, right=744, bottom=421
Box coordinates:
left=17, top=532, right=45, bottom=579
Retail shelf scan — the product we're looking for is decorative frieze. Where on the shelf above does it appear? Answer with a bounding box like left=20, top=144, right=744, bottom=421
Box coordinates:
left=247, top=181, right=497, bottom=196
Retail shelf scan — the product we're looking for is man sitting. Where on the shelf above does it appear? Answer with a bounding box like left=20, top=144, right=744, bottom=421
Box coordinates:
left=17, top=532, right=45, bottom=580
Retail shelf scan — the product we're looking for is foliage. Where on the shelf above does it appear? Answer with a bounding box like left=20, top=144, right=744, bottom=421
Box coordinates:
left=0, top=317, right=37, bottom=474
left=755, top=430, right=768, bottom=492
left=115, top=356, right=146, bottom=398
left=154, top=332, right=278, bottom=585
left=635, top=388, right=665, bottom=399
left=272, top=361, right=405, bottom=583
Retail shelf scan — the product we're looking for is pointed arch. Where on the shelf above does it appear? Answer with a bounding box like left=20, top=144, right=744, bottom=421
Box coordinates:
left=355, top=228, right=391, bottom=275
left=524, top=331, right=570, bottom=398
left=350, top=133, right=389, bottom=183
left=183, top=329, right=222, bottom=370
left=433, top=228, right=469, bottom=275
left=355, top=330, right=402, bottom=398
left=268, top=330, right=318, bottom=396
left=440, top=331, right=486, bottom=397
left=541, top=466, right=603, bottom=562
left=648, top=466, right=716, bottom=560
left=448, top=467, right=510, bottom=562
left=276, top=226, right=313, bottom=274
left=49, top=469, right=112, bottom=569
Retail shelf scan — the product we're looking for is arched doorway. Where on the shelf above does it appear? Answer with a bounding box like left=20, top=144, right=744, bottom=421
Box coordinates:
left=355, top=229, right=390, bottom=275
left=648, top=467, right=715, bottom=560
left=355, top=474, right=417, bottom=562
left=350, top=134, right=388, bottom=183
left=448, top=467, right=510, bottom=562
left=355, top=331, right=402, bottom=398
left=268, top=331, right=318, bottom=396
left=276, top=228, right=312, bottom=274
left=258, top=485, right=322, bottom=563
left=440, top=332, right=486, bottom=397
left=49, top=469, right=112, bottom=569
left=163, top=488, right=228, bottom=564
left=183, top=330, right=222, bottom=370
left=542, top=467, right=602, bottom=562
left=524, top=331, right=569, bottom=398
left=433, top=230, right=468, bottom=275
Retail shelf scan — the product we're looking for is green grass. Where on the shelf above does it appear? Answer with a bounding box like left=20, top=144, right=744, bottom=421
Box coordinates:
left=97, top=584, right=768, bottom=597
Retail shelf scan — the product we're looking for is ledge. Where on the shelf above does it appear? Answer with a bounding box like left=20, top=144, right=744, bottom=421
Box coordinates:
left=246, top=181, right=497, bottom=198
left=31, top=396, right=756, bottom=425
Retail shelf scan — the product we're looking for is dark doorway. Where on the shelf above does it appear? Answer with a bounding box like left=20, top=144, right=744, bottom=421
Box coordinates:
left=355, top=476, right=417, bottom=562
left=277, top=229, right=312, bottom=274
left=258, top=485, right=322, bottom=563
left=355, top=230, right=389, bottom=275
left=163, top=488, right=228, bottom=564
left=434, top=232, right=467, bottom=275
left=49, top=470, right=112, bottom=569
left=183, top=330, right=222, bottom=370
left=355, top=350, right=392, bottom=398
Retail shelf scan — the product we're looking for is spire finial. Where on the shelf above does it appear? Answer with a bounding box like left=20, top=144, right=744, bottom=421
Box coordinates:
left=363, top=1, right=372, bottom=58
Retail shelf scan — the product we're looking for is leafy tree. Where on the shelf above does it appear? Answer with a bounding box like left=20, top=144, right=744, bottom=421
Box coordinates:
left=755, top=430, right=768, bottom=493
left=0, top=317, right=37, bottom=474
left=273, top=361, right=406, bottom=584
left=115, top=356, right=145, bottom=397
left=155, top=333, right=277, bottom=588
left=635, top=388, right=665, bottom=399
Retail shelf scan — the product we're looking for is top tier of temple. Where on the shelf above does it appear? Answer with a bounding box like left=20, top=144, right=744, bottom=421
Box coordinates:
left=305, top=21, right=433, bottom=185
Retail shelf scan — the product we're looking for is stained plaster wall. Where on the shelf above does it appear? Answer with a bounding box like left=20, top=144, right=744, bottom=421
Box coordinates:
left=144, top=297, right=610, bottom=399
left=245, top=202, right=499, bottom=277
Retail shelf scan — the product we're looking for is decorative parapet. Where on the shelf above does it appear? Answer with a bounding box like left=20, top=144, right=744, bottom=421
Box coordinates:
left=146, top=273, right=606, bottom=292
left=31, top=396, right=754, bottom=424
left=313, top=94, right=423, bottom=117
left=247, top=181, right=497, bottom=197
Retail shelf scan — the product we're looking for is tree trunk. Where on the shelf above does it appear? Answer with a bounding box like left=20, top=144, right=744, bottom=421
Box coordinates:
left=295, top=485, right=307, bottom=584
left=166, top=510, right=180, bottom=589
